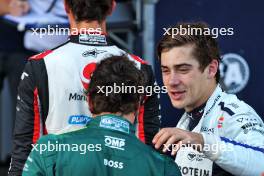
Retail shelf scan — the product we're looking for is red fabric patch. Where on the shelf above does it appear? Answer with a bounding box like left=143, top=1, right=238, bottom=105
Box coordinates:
left=130, top=54, right=148, bottom=64
left=29, top=50, right=53, bottom=60
left=81, top=63, right=97, bottom=90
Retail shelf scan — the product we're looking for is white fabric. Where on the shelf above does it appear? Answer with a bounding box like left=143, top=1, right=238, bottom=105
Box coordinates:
left=175, top=85, right=264, bottom=176
left=43, top=42, right=141, bottom=134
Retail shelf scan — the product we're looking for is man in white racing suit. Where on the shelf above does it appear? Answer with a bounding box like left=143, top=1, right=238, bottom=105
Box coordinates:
left=153, top=22, right=264, bottom=176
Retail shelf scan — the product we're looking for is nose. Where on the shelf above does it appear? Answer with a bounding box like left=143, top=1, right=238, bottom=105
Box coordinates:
left=169, top=72, right=181, bottom=86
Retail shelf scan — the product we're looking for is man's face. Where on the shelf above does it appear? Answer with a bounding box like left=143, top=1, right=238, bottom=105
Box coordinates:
left=161, top=44, right=212, bottom=112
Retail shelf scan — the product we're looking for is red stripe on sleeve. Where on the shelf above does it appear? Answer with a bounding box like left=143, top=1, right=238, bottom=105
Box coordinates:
left=33, top=88, right=41, bottom=144
left=138, top=105, right=146, bottom=143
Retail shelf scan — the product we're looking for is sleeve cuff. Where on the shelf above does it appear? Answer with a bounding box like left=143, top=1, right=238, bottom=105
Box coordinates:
left=201, top=133, right=222, bottom=161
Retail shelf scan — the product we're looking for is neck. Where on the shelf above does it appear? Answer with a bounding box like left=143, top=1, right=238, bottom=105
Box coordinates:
left=92, top=112, right=135, bottom=124
left=70, top=20, right=107, bottom=34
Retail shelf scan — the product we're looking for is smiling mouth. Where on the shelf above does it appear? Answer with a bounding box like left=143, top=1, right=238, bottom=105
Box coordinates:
left=169, top=91, right=186, bottom=100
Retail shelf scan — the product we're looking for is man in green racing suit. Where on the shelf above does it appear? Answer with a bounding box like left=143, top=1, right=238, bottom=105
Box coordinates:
left=22, top=55, right=181, bottom=176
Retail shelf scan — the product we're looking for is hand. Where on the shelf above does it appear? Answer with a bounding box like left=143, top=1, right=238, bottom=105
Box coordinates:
left=9, top=0, right=30, bottom=16
left=152, top=128, right=204, bottom=155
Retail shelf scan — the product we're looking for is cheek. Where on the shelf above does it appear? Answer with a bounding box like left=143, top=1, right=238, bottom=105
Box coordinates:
left=162, top=75, right=170, bottom=86
left=188, top=78, right=203, bottom=97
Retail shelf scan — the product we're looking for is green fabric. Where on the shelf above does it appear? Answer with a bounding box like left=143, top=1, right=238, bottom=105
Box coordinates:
left=22, top=114, right=181, bottom=176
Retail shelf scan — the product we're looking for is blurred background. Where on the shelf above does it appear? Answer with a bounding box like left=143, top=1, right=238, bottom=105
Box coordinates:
left=1, top=0, right=263, bottom=175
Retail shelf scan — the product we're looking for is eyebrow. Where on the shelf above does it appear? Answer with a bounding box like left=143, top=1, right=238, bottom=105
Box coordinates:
left=161, top=63, right=193, bottom=69
left=173, top=63, right=193, bottom=69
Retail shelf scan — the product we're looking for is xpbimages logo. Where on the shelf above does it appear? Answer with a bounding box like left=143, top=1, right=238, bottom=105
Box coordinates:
left=96, top=83, right=167, bottom=96
left=31, top=141, right=101, bottom=155
left=30, top=25, right=102, bottom=38
left=163, top=25, right=234, bottom=38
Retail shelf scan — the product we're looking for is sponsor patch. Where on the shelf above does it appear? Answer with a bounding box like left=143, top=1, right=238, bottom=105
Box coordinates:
left=104, top=136, right=125, bottom=150
left=201, top=127, right=215, bottom=133
left=179, top=166, right=210, bottom=176
left=103, top=159, right=123, bottom=169
left=100, top=116, right=129, bottom=134
left=82, top=48, right=106, bottom=58
left=79, top=34, right=107, bottom=45
left=187, top=152, right=207, bottom=162
left=68, top=115, right=92, bottom=125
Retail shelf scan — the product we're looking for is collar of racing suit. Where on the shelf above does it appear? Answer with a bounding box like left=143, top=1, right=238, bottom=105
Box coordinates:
left=86, top=114, right=136, bottom=134
left=69, top=33, right=114, bottom=46
left=187, top=103, right=206, bottom=131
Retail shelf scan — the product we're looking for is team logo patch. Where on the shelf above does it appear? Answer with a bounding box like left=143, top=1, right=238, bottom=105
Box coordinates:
left=100, top=116, right=129, bottom=134
left=220, top=53, right=250, bottom=93
left=104, top=136, right=125, bottom=150
left=82, top=48, right=106, bottom=58
left=68, top=115, right=92, bottom=125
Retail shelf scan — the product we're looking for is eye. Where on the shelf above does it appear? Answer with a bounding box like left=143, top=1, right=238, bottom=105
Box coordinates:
left=161, top=68, right=170, bottom=74
left=178, top=68, right=189, bottom=73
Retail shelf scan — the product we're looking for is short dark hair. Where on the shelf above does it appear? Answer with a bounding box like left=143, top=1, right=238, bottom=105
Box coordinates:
left=157, top=22, right=221, bottom=82
left=65, top=0, right=113, bottom=22
left=88, top=55, right=144, bottom=115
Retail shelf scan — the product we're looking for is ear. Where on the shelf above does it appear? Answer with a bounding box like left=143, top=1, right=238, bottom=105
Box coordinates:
left=207, top=59, right=219, bottom=79
left=64, top=0, right=70, bottom=14
left=108, top=0, right=116, bottom=15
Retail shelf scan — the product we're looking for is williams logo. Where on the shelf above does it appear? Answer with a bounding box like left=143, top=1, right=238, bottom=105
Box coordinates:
left=68, top=115, right=92, bottom=125
left=82, top=48, right=106, bottom=58
left=220, top=53, right=250, bottom=93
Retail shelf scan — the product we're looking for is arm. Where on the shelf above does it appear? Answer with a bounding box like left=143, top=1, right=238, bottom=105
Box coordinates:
left=139, top=64, right=161, bottom=146
left=202, top=112, right=264, bottom=176
left=153, top=115, right=264, bottom=175
left=164, top=156, right=181, bottom=176
left=22, top=144, right=45, bottom=176
left=9, top=61, right=36, bottom=176
left=22, top=135, right=57, bottom=176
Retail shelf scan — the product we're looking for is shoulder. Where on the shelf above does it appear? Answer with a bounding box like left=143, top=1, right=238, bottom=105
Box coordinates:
left=219, top=92, right=260, bottom=118
left=29, top=50, right=53, bottom=61
left=217, top=93, right=264, bottom=135
left=36, top=134, right=58, bottom=145
left=29, top=40, right=70, bottom=61
left=128, top=54, right=148, bottom=65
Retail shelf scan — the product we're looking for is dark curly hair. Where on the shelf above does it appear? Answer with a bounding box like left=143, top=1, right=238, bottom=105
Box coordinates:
left=87, top=55, right=145, bottom=115
left=65, top=0, right=113, bottom=22
left=157, top=22, right=221, bottom=82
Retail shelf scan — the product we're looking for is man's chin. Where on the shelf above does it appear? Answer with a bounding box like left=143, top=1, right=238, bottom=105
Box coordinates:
left=171, top=100, right=185, bottom=109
